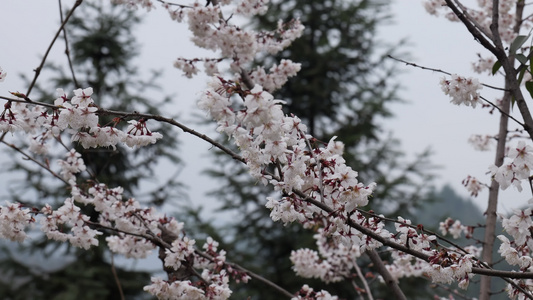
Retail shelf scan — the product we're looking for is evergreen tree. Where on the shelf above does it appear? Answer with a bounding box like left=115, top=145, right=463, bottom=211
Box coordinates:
left=203, top=0, right=435, bottom=299
left=0, top=3, right=183, bottom=299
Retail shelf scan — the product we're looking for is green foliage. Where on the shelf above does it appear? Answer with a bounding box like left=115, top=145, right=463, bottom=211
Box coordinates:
left=492, top=60, right=502, bottom=75
left=509, top=35, right=529, bottom=55
left=526, top=81, right=533, bottom=100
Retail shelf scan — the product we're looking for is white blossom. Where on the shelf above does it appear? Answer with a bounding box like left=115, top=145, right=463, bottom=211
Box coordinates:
left=440, top=74, right=482, bottom=108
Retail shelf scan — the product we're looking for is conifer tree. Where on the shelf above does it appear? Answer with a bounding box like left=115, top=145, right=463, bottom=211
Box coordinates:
left=0, top=3, right=182, bottom=299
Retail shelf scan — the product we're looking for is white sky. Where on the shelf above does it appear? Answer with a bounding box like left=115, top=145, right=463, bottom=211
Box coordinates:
left=0, top=0, right=529, bottom=219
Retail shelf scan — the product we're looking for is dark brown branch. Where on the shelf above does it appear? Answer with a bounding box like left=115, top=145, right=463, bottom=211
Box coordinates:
left=366, top=250, right=406, bottom=300
left=444, top=0, right=499, bottom=55
left=292, top=189, right=533, bottom=281
left=0, top=96, right=56, bottom=109
left=96, top=108, right=246, bottom=164
left=480, top=95, right=525, bottom=127
left=4, top=91, right=533, bottom=287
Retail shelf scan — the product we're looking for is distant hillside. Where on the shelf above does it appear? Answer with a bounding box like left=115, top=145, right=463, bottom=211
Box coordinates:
left=414, top=184, right=485, bottom=230
left=412, top=185, right=513, bottom=299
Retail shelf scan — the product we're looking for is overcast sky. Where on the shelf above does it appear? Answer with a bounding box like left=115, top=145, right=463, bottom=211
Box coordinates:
left=0, top=0, right=528, bottom=217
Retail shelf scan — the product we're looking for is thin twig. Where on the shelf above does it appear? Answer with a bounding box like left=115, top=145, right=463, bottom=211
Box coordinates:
left=96, top=108, right=246, bottom=164
left=350, top=278, right=365, bottom=300
left=353, top=261, right=374, bottom=300
left=387, top=55, right=507, bottom=91
left=26, top=0, right=83, bottom=97
left=121, top=214, right=296, bottom=298
left=387, top=55, right=525, bottom=128
left=0, top=140, right=68, bottom=185
left=0, top=96, right=57, bottom=109
left=195, top=250, right=295, bottom=298
left=156, top=0, right=193, bottom=8
left=300, top=129, right=324, bottom=203
left=480, top=95, right=525, bottom=127
left=58, top=0, right=80, bottom=88
left=110, top=253, right=125, bottom=300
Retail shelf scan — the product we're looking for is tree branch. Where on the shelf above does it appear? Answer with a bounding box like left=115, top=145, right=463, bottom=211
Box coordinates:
left=26, top=0, right=83, bottom=97
left=366, top=250, right=406, bottom=300
left=58, top=0, right=80, bottom=88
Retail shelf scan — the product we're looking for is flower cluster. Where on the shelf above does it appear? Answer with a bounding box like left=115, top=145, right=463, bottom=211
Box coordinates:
left=234, top=0, right=269, bottom=16
left=423, top=0, right=446, bottom=16
left=0, top=88, right=163, bottom=153
left=0, top=149, right=238, bottom=299
left=462, top=175, right=484, bottom=197
left=173, top=58, right=223, bottom=78
left=290, top=228, right=363, bottom=283
left=490, top=141, right=533, bottom=191
left=156, top=1, right=304, bottom=86
left=0, top=201, right=33, bottom=242
left=440, top=74, right=483, bottom=108
left=197, top=75, right=494, bottom=294
left=249, top=59, right=302, bottom=92
left=196, top=72, right=503, bottom=293
left=0, top=80, right=235, bottom=299
left=439, top=217, right=472, bottom=239
left=468, top=134, right=494, bottom=151
left=199, top=79, right=377, bottom=227
left=40, top=198, right=102, bottom=250
left=472, top=55, right=496, bottom=75
left=384, top=218, right=475, bottom=288
left=57, top=149, right=87, bottom=185
left=498, top=207, right=533, bottom=297
left=379, top=217, right=480, bottom=288
left=143, top=235, right=235, bottom=299
left=291, top=284, right=338, bottom=300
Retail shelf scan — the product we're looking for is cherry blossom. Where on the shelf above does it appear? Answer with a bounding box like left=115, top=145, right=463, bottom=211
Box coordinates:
left=472, top=55, right=497, bottom=74
left=291, top=284, right=338, bottom=300
left=468, top=134, right=494, bottom=151
left=440, top=74, right=483, bottom=108
left=439, top=217, right=470, bottom=239
left=462, top=175, right=484, bottom=197
left=0, top=201, right=34, bottom=242
left=2, top=0, right=533, bottom=299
